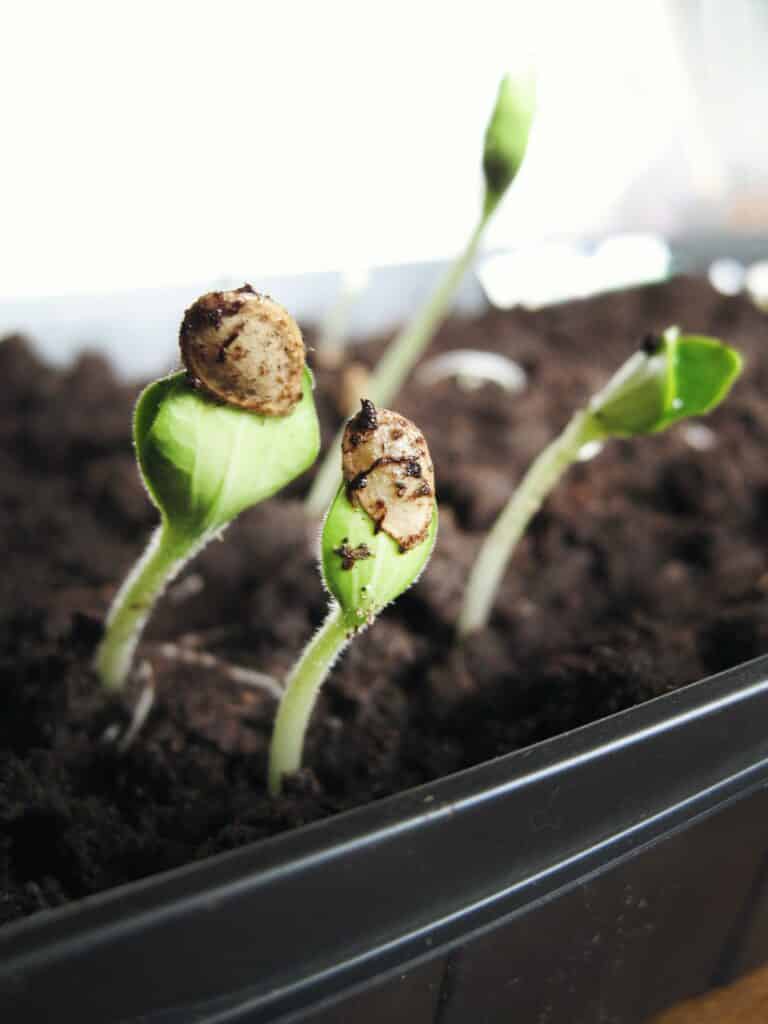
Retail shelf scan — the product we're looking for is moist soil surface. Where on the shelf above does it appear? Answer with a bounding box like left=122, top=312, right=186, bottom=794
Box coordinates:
left=1, top=276, right=767, bottom=926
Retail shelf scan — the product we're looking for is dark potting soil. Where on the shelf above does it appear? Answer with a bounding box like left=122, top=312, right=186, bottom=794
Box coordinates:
left=1, top=276, right=767, bottom=925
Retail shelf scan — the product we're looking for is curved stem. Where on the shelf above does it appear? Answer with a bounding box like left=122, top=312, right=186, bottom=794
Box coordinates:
left=268, top=603, right=350, bottom=796
left=305, top=211, right=490, bottom=517
left=94, top=523, right=200, bottom=692
left=458, top=410, right=602, bottom=637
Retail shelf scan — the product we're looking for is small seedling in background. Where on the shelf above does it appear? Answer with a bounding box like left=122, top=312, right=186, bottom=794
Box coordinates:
left=269, top=401, right=437, bottom=796
left=458, top=329, right=743, bottom=636
left=315, top=265, right=371, bottom=370
left=305, top=70, right=536, bottom=516
left=94, top=287, right=320, bottom=692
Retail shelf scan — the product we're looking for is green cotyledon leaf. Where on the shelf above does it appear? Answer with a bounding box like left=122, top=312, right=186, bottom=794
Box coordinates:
left=321, top=485, right=438, bottom=631
left=589, top=328, right=743, bottom=439
left=135, top=367, right=320, bottom=536
left=482, top=70, right=536, bottom=214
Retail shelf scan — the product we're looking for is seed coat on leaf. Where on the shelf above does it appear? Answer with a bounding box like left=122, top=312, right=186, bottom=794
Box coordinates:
left=341, top=400, right=435, bottom=551
left=180, top=285, right=305, bottom=415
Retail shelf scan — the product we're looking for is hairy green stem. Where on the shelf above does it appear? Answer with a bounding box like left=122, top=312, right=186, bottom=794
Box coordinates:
left=94, top=524, right=201, bottom=692
left=305, top=211, right=490, bottom=517
left=458, top=409, right=602, bottom=637
left=268, top=604, right=350, bottom=796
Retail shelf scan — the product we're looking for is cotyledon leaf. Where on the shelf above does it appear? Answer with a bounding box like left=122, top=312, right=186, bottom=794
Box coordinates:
left=136, top=367, right=320, bottom=534
left=321, top=485, right=438, bottom=631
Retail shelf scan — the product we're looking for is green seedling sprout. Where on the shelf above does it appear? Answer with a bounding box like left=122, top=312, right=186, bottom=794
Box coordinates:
left=94, top=287, right=320, bottom=692
left=305, top=70, right=536, bottom=516
left=458, top=328, right=743, bottom=637
left=269, top=400, right=437, bottom=796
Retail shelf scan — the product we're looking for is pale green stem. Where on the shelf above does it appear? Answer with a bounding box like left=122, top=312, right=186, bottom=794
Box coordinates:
left=305, top=210, right=491, bottom=517
left=268, top=603, right=350, bottom=796
left=94, top=523, right=200, bottom=692
left=367, top=211, right=490, bottom=408
left=458, top=409, right=603, bottom=637
left=304, top=425, right=350, bottom=520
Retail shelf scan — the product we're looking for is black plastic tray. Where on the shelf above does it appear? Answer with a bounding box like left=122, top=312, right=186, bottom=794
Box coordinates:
left=2, top=654, right=768, bottom=1023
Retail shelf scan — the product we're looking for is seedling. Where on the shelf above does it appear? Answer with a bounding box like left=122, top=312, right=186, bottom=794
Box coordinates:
left=305, top=70, right=536, bottom=516
left=458, top=328, right=743, bottom=636
left=268, top=401, right=437, bottom=796
left=94, top=287, right=320, bottom=692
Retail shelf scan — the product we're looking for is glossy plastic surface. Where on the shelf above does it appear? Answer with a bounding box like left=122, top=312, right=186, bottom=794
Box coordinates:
left=2, top=656, right=768, bottom=1023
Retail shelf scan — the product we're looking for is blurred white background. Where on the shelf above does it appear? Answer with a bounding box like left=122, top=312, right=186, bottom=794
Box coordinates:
left=2, top=0, right=766, bottom=302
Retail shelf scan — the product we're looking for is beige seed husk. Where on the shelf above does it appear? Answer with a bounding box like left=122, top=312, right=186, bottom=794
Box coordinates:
left=179, top=286, right=305, bottom=415
left=342, top=400, right=435, bottom=551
